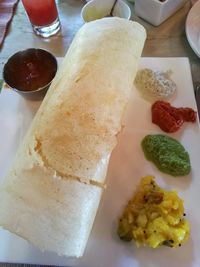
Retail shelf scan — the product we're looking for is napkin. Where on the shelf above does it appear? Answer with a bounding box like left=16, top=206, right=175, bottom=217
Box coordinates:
left=0, top=0, right=19, bottom=48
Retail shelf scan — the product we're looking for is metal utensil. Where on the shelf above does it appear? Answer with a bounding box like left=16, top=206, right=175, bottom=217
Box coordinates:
left=110, top=0, right=118, bottom=16
left=195, top=82, right=200, bottom=120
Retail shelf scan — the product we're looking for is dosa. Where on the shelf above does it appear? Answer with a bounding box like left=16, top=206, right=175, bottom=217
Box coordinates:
left=0, top=18, right=146, bottom=257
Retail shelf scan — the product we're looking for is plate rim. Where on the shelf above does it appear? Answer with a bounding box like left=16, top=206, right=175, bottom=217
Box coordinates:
left=185, top=0, right=200, bottom=58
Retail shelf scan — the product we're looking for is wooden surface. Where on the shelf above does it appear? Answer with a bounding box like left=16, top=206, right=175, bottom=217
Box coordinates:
left=0, top=0, right=199, bottom=266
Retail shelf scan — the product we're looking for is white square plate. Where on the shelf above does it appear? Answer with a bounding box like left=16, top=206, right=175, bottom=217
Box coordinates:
left=0, top=58, right=200, bottom=267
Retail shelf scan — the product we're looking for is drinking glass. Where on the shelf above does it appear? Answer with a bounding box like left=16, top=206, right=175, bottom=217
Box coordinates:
left=22, top=0, right=61, bottom=38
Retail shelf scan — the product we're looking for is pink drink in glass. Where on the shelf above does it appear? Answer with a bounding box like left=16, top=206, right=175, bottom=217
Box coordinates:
left=22, top=0, right=60, bottom=37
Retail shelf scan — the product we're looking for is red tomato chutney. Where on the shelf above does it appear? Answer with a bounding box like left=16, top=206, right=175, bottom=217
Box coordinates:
left=152, top=101, right=197, bottom=133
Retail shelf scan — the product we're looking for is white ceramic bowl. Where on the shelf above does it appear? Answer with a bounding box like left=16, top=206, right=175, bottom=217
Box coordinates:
left=135, top=0, right=187, bottom=26
left=81, top=0, right=131, bottom=23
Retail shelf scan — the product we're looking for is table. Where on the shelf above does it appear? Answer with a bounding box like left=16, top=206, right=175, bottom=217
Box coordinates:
left=0, top=0, right=199, bottom=85
left=0, top=1, right=199, bottom=266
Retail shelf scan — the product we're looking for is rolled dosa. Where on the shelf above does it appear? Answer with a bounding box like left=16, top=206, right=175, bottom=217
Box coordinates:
left=0, top=18, right=146, bottom=257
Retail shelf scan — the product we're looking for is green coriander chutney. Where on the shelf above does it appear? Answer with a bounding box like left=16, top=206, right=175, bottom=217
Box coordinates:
left=141, top=134, right=191, bottom=176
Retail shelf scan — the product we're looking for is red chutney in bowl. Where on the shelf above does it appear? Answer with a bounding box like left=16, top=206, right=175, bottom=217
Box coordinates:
left=3, top=48, right=57, bottom=93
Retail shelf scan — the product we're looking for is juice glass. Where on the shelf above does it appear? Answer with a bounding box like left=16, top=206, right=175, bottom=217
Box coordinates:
left=22, top=0, right=61, bottom=37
